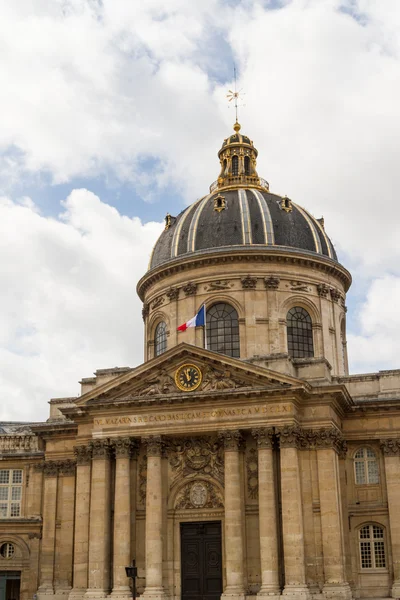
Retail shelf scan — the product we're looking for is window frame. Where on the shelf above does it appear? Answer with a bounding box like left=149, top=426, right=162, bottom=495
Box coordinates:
left=206, top=302, right=240, bottom=358
left=286, top=306, right=314, bottom=359
left=154, top=321, right=167, bottom=357
left=231, top=155, right=239, bottom=176
left=0, top=469, right=23, bottom=519
left=358, top=524, right=387, bottom=571
left=354, top=447, right=380, bottom=486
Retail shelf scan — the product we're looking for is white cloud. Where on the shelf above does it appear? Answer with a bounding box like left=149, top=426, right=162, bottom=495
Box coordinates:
left=0, top=190, right=163, bottom=422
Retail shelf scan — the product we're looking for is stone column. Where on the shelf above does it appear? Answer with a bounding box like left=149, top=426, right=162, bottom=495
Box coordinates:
left=381, top=439, right=400, bottom=598
left=252, top=428, right=280, bottom=598
left=219, top=430, right=245, bottom=600
left=278, top=426, right=309, bottom=599
left=85, top=440, right=112, bottom=599
left=56, top=460, right=76, bottom=594
left=37, top=462, right=58, bottom=597
left=70, top=446, right=92, bottom=600
left=111, top=438, right=138, bottom=599
left=142, top=436, right=168, bottom=600
left=315, top=429, right=351, bottom=600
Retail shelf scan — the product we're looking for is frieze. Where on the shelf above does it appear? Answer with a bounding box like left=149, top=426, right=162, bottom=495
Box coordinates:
left=74, top=445, right=92, bottom=466
left=151, top=296, right=165, bottom=310
left=264, top=276, right=280, bottom=290
left=219, top=429, right=242, bottom=451
left=168, top=437, right=224, bottom=485
left=89, top=439, right=112, bottom=459
left=137, top=370, right=176, bottom=396
left=380, top=439, right=400, bottom=456
left=201, top=366, right=248, bottom=391
left=241, top=275, right=257, bottom=289
left=204, top=280, right=233, bottom=291
left=288, top=281, right=310, bottom=292
left=182, top=282, right=198, bottom=296
left=252, top=427, right=274, bottom=449
left=175, top=481, right=223, bottom=510
left=246, top=448, right=258, bottom=500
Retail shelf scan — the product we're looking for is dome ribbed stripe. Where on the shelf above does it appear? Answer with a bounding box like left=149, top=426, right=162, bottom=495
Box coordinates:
left=238, top=189, right=252, bottom=244
left=171, top=199, right=202, bottom=259
left=187, top=194, right=213, bottom=253
left=249, top=189, right=275, bottom=245
left=305, top=209, right=334, bottom=259
left=293, top=202, right=322, bottom=254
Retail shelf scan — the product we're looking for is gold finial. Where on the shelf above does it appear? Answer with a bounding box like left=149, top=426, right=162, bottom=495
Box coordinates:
left=226, top=65, right=245, bottom=125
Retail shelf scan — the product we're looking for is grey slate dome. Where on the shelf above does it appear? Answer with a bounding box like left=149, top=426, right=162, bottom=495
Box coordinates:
left=149, top=188, right=337, bottom=270
left=149, top=123, right=337, bottom=271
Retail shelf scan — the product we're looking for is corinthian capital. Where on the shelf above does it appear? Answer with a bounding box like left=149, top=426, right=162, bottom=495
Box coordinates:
left=74, top=444, right=92, bottom=466
left=276, top=425, right=303, bottom=449
left=89, top=439, right=112, bottom=459
left=113, top=437, right=139, bottom=458
left=218, top=429, right=242, bottom=451
left=143, top=435, right=164, bottom=457
left=380, top=439, right=400, bottom=456
left=252, top=427, right=274, bottom=449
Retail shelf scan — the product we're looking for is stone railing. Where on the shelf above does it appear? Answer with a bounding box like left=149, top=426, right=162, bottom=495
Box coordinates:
left=0, top=435, right=39, bottom=453
left=209, top=175, right=269, bottom=193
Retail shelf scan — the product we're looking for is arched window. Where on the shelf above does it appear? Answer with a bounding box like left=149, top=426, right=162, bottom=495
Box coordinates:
left=154, top=321, right=167, bottom=357
left=232, top=155, right=239, bottom=176
left=354, top=448, right=379, bottom=485
left=359, top=525, right=386, bottom=569
left=206, top=303, right=240, bottom=358
left=244, top=155, right=250, bottom=175
left=287, top=307, right=314, bottom=358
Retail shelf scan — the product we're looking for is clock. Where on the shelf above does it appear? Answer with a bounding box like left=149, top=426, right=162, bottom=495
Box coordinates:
left=175, top=364, right=202, bottom=392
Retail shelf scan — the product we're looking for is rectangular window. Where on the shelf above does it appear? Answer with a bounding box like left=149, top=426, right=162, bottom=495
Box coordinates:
left=360, top=541, right=372, bottom=568
left=0, top=469, right=23, bottom=518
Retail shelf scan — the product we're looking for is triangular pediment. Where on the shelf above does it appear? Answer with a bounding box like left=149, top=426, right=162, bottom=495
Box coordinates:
left=74, top=343, right=308, bottom=408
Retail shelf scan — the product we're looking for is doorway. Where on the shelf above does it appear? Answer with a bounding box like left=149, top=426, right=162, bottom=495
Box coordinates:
left=0, top=572, right=20, bottom=600
left=181, top=521, right=222, bottom=600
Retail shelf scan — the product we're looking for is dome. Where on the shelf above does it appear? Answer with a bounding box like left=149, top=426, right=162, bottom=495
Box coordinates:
left=149, top=188, right=337, bottom=270
left=148, top=123, right=337, bottom=271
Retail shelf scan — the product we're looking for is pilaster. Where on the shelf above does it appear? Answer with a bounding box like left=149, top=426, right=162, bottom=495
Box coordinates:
left=381, top=439, right=400, bottom=598
left=37, top=462, right=58, bottom=598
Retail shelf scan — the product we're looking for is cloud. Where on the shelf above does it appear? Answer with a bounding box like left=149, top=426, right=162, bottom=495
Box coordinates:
left=0, top=190, right=163, bottom=422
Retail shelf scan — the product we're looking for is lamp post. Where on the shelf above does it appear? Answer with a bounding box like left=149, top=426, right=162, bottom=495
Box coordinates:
left=125, top=560, right=138, bottom=600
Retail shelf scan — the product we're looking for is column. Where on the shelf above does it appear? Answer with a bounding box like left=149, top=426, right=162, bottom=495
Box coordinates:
left=56, top=460, right=76, bottom=594
left=315, top=429, right=351, bottom=600
left=111, top=438, right=137, bottom=598
left=381, top=439, right=400, bottom=598
left=37, top=462, right=58, bottom=597
left=278, top=426, right=309, bottom=599
left=219, top=430, right=245, bottom=600
left=70, top=446, right=92, bottom=600
left=142, top=436, right=169, bottom=600
left=252, top=428, right=280, bottom=598
left=85, top=440, right=112, bottom=599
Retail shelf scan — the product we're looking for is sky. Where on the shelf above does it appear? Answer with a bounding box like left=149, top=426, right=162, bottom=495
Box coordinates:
left=2, top=0, right=400, bottom=422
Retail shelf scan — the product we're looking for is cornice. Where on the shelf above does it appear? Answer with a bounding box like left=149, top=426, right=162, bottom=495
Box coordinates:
left=137, top=247, right=352, bottom=300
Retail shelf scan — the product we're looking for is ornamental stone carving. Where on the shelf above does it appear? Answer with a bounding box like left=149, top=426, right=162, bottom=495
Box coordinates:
left=166, top=287, right=180, bottom=300
left=264, top=276, right=280, bottom=290
left=219, top=429, right=242, bottom=451
left=380, top=439, right=400, bottom=456
left=252, top=427, right=274, bottom=448
left=317, top=283, right=330, bottom=298
left=241, top=275, right=257, bottom=289
left=201, top=366, right=247, bottom=391
left=74, top=445, right=92, bottom=466
left=58, top=460, right=76, bottom=477
left=151, top=296, right=165, bottom=310
left=138, top=454, right=147, bottom=505
left=89, top=439, right=112, bottom=459
left=137, top=369, right=176, bottom=396
left=142, top=303, right=149, bottom=321
left=169, top=437, right=224, bottom=484
left=113, top=437, right=139, bottom=458
left=288, top=281, right=310, bottom=292
left=276, top=425, right=303, bottom=448
left=204, top=280, right=232, bottom=291
left=246, top=448, right=258, bottom=500
left=182, top=282, right=198, bottom=296
left=311, top=427, right=344, bottom=452
left=175, top=481, right=223, bottom=510
left=42, top=462, right=59, bottom=477
left=143, top=435, right=164, bottom=457
left=330, top=288, right=341, bottom=303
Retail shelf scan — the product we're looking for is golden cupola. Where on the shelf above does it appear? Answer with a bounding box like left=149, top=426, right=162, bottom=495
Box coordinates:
left=211, top=121, right=269, bottom=193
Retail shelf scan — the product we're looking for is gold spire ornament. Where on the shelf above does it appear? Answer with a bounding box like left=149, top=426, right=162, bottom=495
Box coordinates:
left=226, top=65, right=245, bottom=128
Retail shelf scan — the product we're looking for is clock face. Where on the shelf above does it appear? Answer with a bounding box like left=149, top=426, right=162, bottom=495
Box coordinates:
left=175, top=364, right=202, bottom=392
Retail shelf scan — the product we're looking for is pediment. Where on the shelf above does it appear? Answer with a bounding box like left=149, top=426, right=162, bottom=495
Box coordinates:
left=74, top=343, right=307, bottom=408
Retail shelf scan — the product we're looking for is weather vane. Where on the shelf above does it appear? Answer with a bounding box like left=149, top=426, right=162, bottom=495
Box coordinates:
left=226, top=65, right=245, bottom=124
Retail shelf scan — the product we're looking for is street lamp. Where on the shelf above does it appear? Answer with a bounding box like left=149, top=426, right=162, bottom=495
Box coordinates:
left=125, top=560, right=138, bottom=600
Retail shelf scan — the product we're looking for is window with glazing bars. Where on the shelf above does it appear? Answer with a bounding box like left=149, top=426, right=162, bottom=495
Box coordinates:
left=232, top=155, right=239, bottom=176
left=154, top=321, right=167, bottom=356
left=0, top=469, right=23, bottom=518
left=244, top=155, right=250, bottom=175
left=354, top=447, right=379, bottom=485
left=206, top=303, right=240, bottom=358
left=359, top=525, right=386, bottom=569
left=287, top=306, right=314, bottom=358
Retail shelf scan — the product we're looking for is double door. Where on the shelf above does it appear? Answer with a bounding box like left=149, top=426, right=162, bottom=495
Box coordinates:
left=181, top=521, right=222, bottom=600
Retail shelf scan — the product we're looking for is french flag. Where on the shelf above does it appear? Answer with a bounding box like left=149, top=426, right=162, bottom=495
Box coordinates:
left=177, top=305, right=206, bottom=332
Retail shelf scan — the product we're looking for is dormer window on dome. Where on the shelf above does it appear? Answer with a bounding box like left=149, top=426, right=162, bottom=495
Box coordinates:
left=210, top=121, right=269, bottom=193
